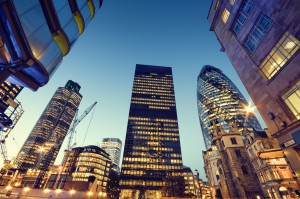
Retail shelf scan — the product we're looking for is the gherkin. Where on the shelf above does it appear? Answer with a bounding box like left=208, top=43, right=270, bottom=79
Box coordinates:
left=197, top=65, right=262, bottom=149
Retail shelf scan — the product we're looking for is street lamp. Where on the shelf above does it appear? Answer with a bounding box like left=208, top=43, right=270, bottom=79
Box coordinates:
left=88, top=191, right=93, bottom=197
left=23, top=187, right=30, bottom=192
left=5, top=185, right=12, bottom=190
left=70, top=189, right=76, bottom=195
left=44, top=188, right=50, bottom=193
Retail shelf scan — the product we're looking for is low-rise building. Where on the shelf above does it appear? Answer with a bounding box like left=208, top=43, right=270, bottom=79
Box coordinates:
left=246, top=129, right=300, bottom=198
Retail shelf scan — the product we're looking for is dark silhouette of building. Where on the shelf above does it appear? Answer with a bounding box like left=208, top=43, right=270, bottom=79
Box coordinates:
left=197, top=65, right=262, bottom=149
left=208, top=0, right=300, bottom=187
left=120, top=64, right=184, bottom=199
left=0, top=0, right=103, bottom=90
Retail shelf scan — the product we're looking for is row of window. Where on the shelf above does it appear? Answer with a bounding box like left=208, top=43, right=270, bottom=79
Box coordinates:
left=131, top=100, right=175, bottom=107
left=129, top=130, right=179, bottom=137
left=121, top=164, right=181, bottom=170
left=132, top=91, right=175, bottom=97
left=120, top=180, right=163, bottom=186
left=128, top=117, right=178, bottom=123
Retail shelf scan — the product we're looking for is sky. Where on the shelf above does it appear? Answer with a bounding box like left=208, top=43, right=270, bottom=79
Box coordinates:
left=4, top=0, right=266, bottom=180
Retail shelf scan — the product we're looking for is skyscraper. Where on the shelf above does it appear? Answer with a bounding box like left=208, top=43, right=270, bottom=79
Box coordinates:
left=0, top=0, right=103, bottom=90
left=101, top=138, right=122, bottom=171
left=14, top=80, right=82, bottom=174
left=197, top=65, right=262, bottom=149
left=120, top=64, right=184, bottom=199
left=207, top=0, right=300, bottom=186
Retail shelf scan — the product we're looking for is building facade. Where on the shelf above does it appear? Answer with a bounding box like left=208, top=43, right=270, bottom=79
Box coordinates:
left=71, top=145, right=111, bottom=193
left=212, top=121, right=264, bottom=199
left=120, top=64, right=184, bottom=199
left=13, top=80, right=82, bottom=179
left=245, top=129, right=300, bottom=198
left=202, top=144, right=222, bottom=198
left=183, top=166, right=196, bottom=197
left=197, top=65, right=262, bottom=149
left=0, top=0, right=103, bottom=90
left=101, top=138, right=122, bottom=172
left=208, top=0, right=300, bottom=186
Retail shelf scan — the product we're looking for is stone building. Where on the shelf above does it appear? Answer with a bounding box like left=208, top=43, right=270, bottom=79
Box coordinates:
left=207, top=0, right=300, bottom=186
left=203, top=144, right=222, bottom=198
left=245, top=129, right=300, bottom=198
left=212, top=121, right=263, bottom=199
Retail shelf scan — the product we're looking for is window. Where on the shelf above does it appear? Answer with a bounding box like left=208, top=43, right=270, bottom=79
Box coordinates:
left=244, top=14, right=273, bottom=53
left=282, top=81, right=300, bottom=119
left=259, top=32, right=300, bottom=80
left=232, top=0, right=253, bottom=35
left=229, top=0, right=235, bottom=5
left=230, top=137, right=237, bottom=144
left=241, top=165, right=248, bottom=174
left=221, top=8, right=230, bottom=24
left=235, top=149, right=242, bottom=158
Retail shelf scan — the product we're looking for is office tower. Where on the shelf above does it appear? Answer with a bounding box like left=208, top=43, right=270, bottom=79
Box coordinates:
left=51, top=145, right=111, bottom=192
left=183, top=166, right=196, bottom=197
left=0, top=0, right=103, bottom=90
left=120, top=64, right=184, bottom=199
left=71, top=146, right=111, bottom=192
left=14, top=80, right=82, bottom=175
left=101, top=138, right=122, bottom=171
left=208, top=0, right=300, bottom=187
left=197, top=65, right=262, bottom=149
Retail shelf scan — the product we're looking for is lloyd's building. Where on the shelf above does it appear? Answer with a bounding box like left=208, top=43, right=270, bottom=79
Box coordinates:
left=0, top=0, right=103, bottom=90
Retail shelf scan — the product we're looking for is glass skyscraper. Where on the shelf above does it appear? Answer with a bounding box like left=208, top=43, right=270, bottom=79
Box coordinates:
left=120, top=64, right=183, bottom=199
left=101, top=138, right=122, bottom=171
left=13, top=80, right=82, bottom=175
left=197, top=65, right=262, bottom=149
left=0, top=0, right=103, bottom=90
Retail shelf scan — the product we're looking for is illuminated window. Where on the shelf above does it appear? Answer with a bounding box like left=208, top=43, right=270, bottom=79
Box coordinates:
left=259, top=32, right=300, bottom=80
left=229, top=0, right=235, bottom=5
left=282, top=81, right=300, bottom=119
left=244, top=14, right=273, bottom=53
left=221, top=8, right=230, bottom=24
left=232, top=0, right=253, bottom=35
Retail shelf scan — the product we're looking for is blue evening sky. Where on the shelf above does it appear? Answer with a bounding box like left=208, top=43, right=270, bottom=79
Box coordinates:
left=5, top=0, right=265, bottom=179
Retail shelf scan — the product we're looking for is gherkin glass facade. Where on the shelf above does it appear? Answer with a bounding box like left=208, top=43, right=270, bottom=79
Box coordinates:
left=197, top=65, right=262, bottom=149
left=120, top=64, right=183, bottom=198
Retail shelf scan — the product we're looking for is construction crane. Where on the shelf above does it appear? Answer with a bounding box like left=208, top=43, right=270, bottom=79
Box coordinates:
left=66, top=101, right=97, bottom=151
left=33, top=101, right=97, bottom=188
